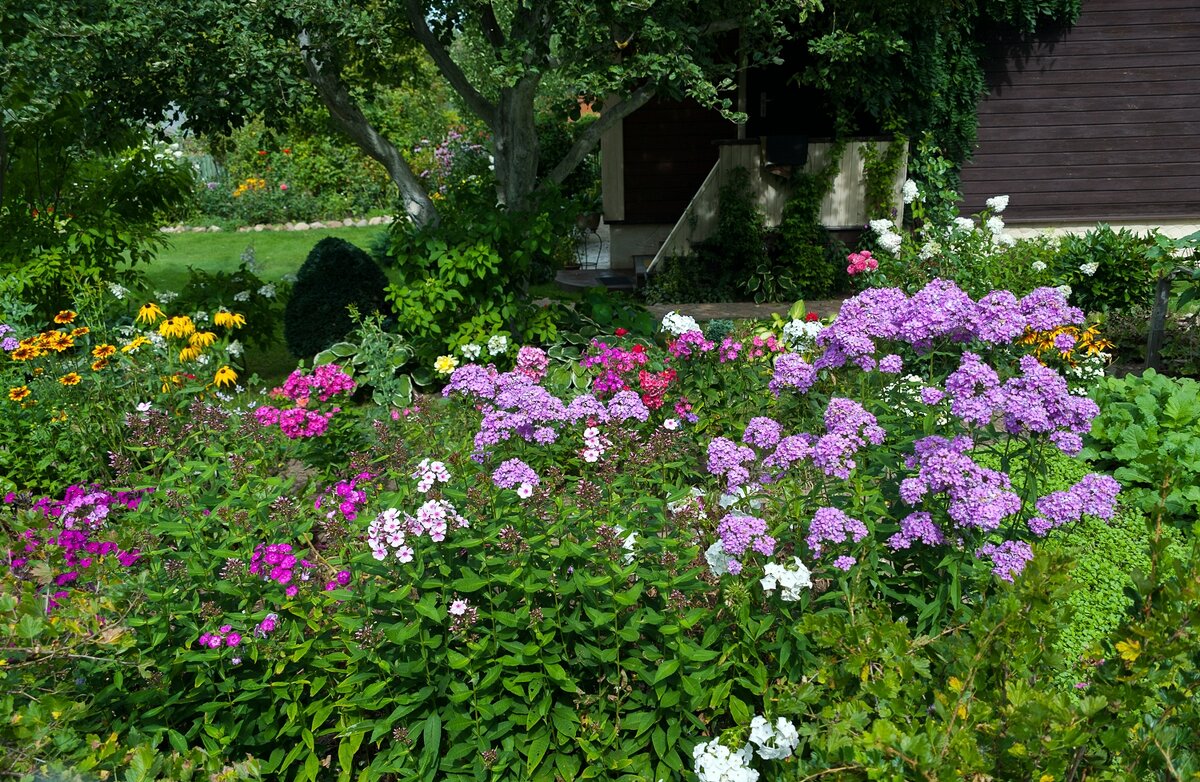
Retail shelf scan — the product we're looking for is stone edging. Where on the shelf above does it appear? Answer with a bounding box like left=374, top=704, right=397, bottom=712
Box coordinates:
left=159, top=215, right=395, bottom=234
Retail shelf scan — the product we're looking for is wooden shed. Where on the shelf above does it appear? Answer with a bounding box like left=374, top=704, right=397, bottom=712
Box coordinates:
left=959, top=0, right=1200, bottom=228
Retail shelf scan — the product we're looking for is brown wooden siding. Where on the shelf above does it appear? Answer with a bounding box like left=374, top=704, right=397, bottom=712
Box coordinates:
left=959, top=0, right=1200, bottom=224
left=620, top=97, right=734, bottom=224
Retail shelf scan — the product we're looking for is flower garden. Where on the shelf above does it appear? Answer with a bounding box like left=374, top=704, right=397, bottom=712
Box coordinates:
left=4, top=187, right=1200, bottom=782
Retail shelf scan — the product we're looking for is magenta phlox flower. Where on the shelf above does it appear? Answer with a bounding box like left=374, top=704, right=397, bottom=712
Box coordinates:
left=667, top=331, right=716, bottom=359
left=769, top=353, right=817, bottom=396
left=515, top=346, right=549, bottom=380
left=976, top=539, right=1034, bottom=582
left=806, top=507, right=869, bottom=556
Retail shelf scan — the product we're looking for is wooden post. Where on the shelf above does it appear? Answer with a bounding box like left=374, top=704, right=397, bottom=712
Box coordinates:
left=1146, top=273, right=1173, bottom=371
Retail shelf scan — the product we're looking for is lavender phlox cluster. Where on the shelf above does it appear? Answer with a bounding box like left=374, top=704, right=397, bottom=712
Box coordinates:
left=1028, top=473, right=1120, bottom=536
left=564, top=393, right=610, bottom=424
left=1019, top=287, right=1085, bottom=331
left=899, top=436, right=1020, bottom=532
left=887, top=511, right=946, bottom=550
left=768, top=353, right=816, bottom=396
left=748, top=715, right=799, bottom=760
left=742, top=417, right=783, bottom=449
left=716, top=514, right=776, bottom=575
left=968, top=290, right=1026, bottom=344
left=470, top=377, right=569, bottom=459
left=832, top=555, right=857, bottom=571
left=492, top=458, right=540, bottom=498
left=996, top=355, right=1099, bottom=453
left=442, top=363, right=499, bottom=400
left=805, top=507, right=868, bottom=557
left=976, top=539, right=1035, bottom=582
left=367, top=507, right=415, bottom=562
left=944, top=352, right=1002, bottom=427
left=668, top=330, right=716, bottom=359
left=813, top=287, right=907, bottom=368
left=493, top=383, right=567, bottom=423
left=811, top=398, right=884, bottom=479
left=692, top=740, right=759, bottom=782
left=514, top=346, right=549, bottom=380
left=708, top=437, right=758, bottom=492
left=762, top=434, right=815, bottom=475
left=412, top=459, right=450, bottom=493
left=892, top=279, right=976, bottom=348
left=607, top=390, right=650, bottom=422
left=759, top=557, right=812, bottom=601
left=581, top=426, right=611, bottom=463
left=878, top=354, right=904, bottom=374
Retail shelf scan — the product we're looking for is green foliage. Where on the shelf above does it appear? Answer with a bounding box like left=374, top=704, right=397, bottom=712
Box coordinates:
left=1055, top=225, right=1156, bottom=314
left=283, top=237, right=389, bottom=358
left=763, top=170, right=843, bottom=301
left=1083, top=370, right=1200, bottom=531
left=860, top=133, right=908, bottom=220
left=173, top=247, right=291, bottom=352
left=314, top=310, right=417, bottom=407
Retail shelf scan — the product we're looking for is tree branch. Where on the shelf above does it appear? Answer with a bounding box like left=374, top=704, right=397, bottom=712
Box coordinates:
left=298, top=30, right=438, bottom=227
left=403, top=0, right=497, bottom=128
left=480, top=2, right=506, bottom=52
left=543, top=83, right=657, bottom=188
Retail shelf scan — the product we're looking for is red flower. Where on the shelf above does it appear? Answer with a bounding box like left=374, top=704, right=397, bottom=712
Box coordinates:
left=805, top=312, right=820, bottom=322
left=257, top=150, right=267, bottom=156
left=615, top=327, right=628, bottom=337
left=631, top=344, right=645, bottom=354
left=282, top=147, right=292, bottom=154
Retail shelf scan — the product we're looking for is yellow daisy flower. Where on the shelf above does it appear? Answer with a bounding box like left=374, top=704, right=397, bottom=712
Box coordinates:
left=213, top=310, right=246, bottom=329
left=11, top=345, right=38, bottom=361
left=189, top=331, right=217, bottom=349
left=92, top=344, right=117, bottom=358
left=8, top=386, right=31, bottom=402
left=179, top=345, right=202, bottom=362
left=158, top=316, right=195, bottom=340
left=434, top=355, right=459, bottom=375
left=91, top=358, right=110, bottom=371
left=213, top=365, right=238, bottom=388
left=54, top=310, right=77, bottom=324
left=70, top=327, right=89, bottom=338
left=136, top=302, right=165, bottom=324
left=121, top=336, right=151, bottom=353
left=58, top=372, right=82, bottom=386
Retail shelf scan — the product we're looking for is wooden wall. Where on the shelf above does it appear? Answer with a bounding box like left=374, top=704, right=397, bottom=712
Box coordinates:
left=959, top=0, right=1200, bottom=224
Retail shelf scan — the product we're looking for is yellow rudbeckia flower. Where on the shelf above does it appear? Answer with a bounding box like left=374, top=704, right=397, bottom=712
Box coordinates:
left=136, top=302, right=165, bottom=324
left=214, top=310, right=246, bottom=329
left=213, top=366, right=238, bottom=388
left=189, top=331, right=217, bottom=349
left=159, top=316, right=195, bottom=340
left=179, top=345, right=202, bottom=362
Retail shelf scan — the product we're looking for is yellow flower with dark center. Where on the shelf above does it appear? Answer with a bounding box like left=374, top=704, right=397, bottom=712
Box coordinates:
left=160, top=374, right=183, bottom=393
left=54, top=310, right=77, bottom=324
left=92, top=344, right=117, bottom=358
left=136, top=302, right=165, bottom=324
left=58, top=372, right=82, bottom=386
left=11, top=345, right=37, bottom=361
left=213, top=310, right=246, bottom=329
left=189, top=331, right=217, bottom=349
left=179, top=345, right=202, bottom=362
left=8, top=386, right=30, bottom=402
left=213, top=365, right=238, bottom=388
left=121, top=336, right=151, bottom=353
left=70, top=327, right=89, bottom=338
left=159, top=316, right=195, bottom=340
left=91, top=358, right=109, bottom=371
left=51, top=409, right=68, bottom=423
left=45, top=331, right=74, bottom=352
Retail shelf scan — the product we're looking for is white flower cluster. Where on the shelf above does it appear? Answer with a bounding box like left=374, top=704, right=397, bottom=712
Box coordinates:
left=986, top=194, right=1010, bottom=213
left=781, top=318, right=824, bottom=352
left=869, top=218, right=903, bottom=255
left=460, top=343, right=482, bottom=361
left=258, top=283, right=276, bottom=299
left=953, top=217, right=975, bottom=232
left=581, top=425, right=610, bottom=463
left=1065, top=353, right=1109, bottom=387
left=692, top=715, right=800, bottom=782
left=692, top=740, right=758, bottom=782
left=661, top=310, right=701, bottom=336
left=667, top=487, right=705, bottom=515
left=902, top=179, right=919, bottom=205
left=155, top=289, right=179, bottom=304
left=412, top=458, right=451, bottom=493
left=705, top=541, right=732, bottom=578
left=760, top=557, right=812, bottom=601
left=1079, top=261, right=1099, bottom=277
left=1056, top=284, right=1073, bottom=300
left=747, top=716, right=800, bottom=760
left=108, top=282, right=130, bottom=300
left=1031, top=260, right=1048, bottom=273
left=227, top=340, right=243, bottom=358
left=234, top=290, right=251, bottom=302
left=487, top=334, right=508, bottom=355
left=719, top=484, right=764, bottom=512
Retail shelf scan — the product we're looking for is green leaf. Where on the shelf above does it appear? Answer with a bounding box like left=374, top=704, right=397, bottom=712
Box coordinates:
left=526, top=728, right=551, bottom=773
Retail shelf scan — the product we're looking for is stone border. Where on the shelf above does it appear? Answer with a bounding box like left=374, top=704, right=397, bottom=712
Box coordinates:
left=159, top=215, right=395, bottom=234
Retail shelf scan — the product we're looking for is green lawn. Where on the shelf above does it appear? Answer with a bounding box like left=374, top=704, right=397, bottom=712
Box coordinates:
left=148, top=225, right=386, bottom=292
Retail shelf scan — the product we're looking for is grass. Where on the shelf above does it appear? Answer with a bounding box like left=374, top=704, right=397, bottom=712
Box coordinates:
left=147, top=225, right=386, bottom=291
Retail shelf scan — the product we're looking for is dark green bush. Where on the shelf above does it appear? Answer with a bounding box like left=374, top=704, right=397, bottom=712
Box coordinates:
left=283, top=238, right=389, bottom=358
left=762, top=174, right=843, bottom=300
left=1055, top=225, right=1155, bottom=314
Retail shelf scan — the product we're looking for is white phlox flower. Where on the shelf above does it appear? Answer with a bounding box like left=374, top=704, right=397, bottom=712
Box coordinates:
left=748, top=715, right=800, bottom=760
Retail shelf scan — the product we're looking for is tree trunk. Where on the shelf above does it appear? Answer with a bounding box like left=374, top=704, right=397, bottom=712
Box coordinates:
left=492, top=76, right=541, bottom=211
left=1146, top=273, right=1173, bottom=371
left=298, top=30, right=438, bottom=229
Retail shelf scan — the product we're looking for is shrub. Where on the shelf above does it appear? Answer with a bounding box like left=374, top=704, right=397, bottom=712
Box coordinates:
left=760, top=174, right=843, bottom=300
left=283, top=238, right=389, bottom=358
left=1055, top=225, right=1156, bottom=314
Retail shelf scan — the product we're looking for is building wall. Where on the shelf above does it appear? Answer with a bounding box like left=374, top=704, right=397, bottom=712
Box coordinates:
left=960, top=0, right=1200, bottom=224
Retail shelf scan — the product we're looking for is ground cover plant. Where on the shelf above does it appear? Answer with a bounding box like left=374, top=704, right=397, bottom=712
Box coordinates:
left=5, top=266, right=1200, bottom=781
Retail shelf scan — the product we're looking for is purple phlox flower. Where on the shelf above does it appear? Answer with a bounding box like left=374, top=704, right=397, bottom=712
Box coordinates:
left=716, top=514, right=776, bottom=574
left=707, top=437, right=758, bottom=492
left=920, top=386, right=946, bottom=405
left=887, top=511, right=945, bottom=550
left=901, top=436, right=1019, bottom=532
left=565, top=393, right=610, bottom=424
left=811, top=398, right=885, bottom=479
left=997, top=355, right=1099, bottom=445
left=976, top=539, right=1034, bottom=582
left=442, top=363, right=499, bottom=400
left=762, top=434, right=815, bottom=475
left=806, top=507, right=868, bottom=557
left=969, top=290, right=1025, bottom=344
left=1019, top=287, right=1085, bottom=332
left=492, top=458, right=540, bottom=491
left=878, top=354, right=904, bottom=374
left=893, top=279, right=975, bottom=348
left=945, top=352, right=1002, bottom=427
left=832, top=555, right=857, bottom=571
left=1029, top=473, right=1120, bottom=536
left=607, top=390, right=650, bottom=422
left=742, top=417, right=783, bottom=449
left=769, top=353, right=816, bottom=396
